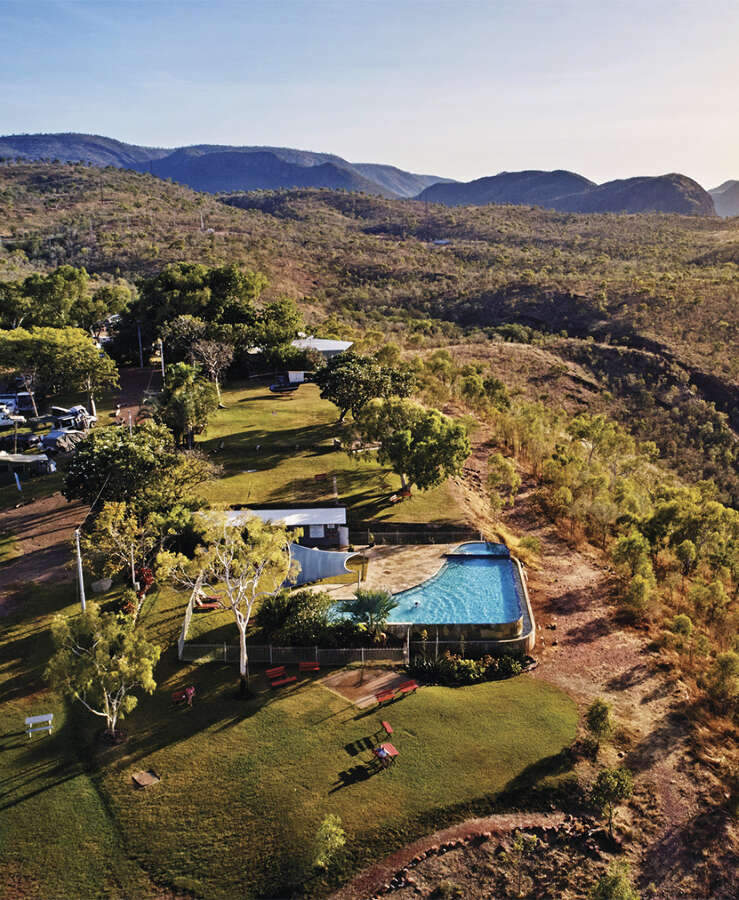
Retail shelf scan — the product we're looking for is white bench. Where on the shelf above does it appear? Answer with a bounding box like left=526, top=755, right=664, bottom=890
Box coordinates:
left=25, top=713, right=53, bottom=738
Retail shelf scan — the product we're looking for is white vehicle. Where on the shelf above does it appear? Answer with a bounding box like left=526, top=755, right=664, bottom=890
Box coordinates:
left=0, top=413, right=26, bottom=427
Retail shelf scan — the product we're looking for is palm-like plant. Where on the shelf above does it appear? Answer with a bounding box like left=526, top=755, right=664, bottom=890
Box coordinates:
left=339, top=588, right=398, bottom=643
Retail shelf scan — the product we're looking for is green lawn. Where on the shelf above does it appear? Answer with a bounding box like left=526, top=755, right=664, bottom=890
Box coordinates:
left=197, top=380, right=466, bottom=527
left=0, top=582, right=578, bottom=899
left=0, top=530, right=20, bottom=565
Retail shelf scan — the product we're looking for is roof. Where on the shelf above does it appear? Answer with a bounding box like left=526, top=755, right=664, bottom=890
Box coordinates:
left=291, top=337, right=354, bottom=353
left=0, top=452, right=48, bottom=464
left=226, top=507, right=347, bottom=527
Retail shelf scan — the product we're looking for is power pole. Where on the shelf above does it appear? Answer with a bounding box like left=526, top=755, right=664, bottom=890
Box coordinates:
left=158, top=338, right=165, bottom=381
left=136, top=321, right=144, bottom=368
left=74, top=528, right=87, bottom=612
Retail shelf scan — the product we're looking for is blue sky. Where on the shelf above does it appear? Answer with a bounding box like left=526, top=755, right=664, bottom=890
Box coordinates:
left=1, top=0, right=737, bottom=187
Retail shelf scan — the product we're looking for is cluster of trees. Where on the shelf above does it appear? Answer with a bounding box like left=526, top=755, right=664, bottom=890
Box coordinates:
left=0, top=264, right=131, bottom=333
left=0, top=325, right=118, bottom=415
left=111, top=262, right=306, bottom=377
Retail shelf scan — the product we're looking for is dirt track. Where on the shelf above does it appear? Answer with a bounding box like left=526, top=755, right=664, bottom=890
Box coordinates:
left=0, top=492, right=87, bottom=614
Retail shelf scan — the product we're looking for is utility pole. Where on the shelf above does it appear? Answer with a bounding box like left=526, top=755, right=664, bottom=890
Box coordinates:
left=136, top=321, right=144, bottom=368
left=128, top=410, right=133, bottom=435
left=74, top=528, right=86, bottom=612
left=158, top=338, right=165, bottom=381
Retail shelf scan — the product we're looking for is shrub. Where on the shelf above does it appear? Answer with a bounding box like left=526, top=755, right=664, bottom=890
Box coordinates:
left=497, top=654, right=524, bottom=678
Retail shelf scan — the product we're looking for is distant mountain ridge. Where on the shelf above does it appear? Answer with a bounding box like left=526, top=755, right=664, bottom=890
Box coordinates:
left=0, top=133, right=718, bottom=214
left=0, top=132, right=452, bottom=199
left=417, top=169, right=716, bottom=216
left=709, top=180, right=739, bottom=217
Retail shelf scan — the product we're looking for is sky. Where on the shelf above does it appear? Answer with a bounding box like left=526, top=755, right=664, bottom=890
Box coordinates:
left=1, top=0, right=737, bottom=188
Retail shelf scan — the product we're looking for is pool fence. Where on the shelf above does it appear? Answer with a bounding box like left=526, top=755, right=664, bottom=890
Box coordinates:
left=179, top=642, right=407, bottom=665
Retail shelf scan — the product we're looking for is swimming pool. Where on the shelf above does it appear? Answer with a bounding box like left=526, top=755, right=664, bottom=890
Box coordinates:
left=387, top=541, right=524, bottom=628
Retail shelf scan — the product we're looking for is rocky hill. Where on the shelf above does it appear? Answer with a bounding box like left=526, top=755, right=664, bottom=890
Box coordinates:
left=0, top=132, right=450, bottom=199
left=709, top=180, right=739, bottom=217
left=417, top=170, right=716, bottom=215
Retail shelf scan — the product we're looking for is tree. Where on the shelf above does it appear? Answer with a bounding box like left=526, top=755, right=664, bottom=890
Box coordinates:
left=0, top=326, right=118, bottom=416
left=45, top=604, right=160, bottom=738
left=79, top=502, right=158, bottom=621
left=504, top=829, right=539, bottom=897
left=357, top=397, right=470, bottom=492
left=160, top=314, right=207, bottom=362
left=191, top=339, right=233, bottom=405
left=585, top=697, right=612, bottom=752
left=589, top=861, right=640, bottom=900
left=487, top=453, right=521, bottom=507
left=73, top=282, right=131, bottom=335
left=339, top=589, right=398, bottom=642
left=705, top=651, right=738, bottom=712
left=612, top=530, right=651, bottom=577
left=313, top=814, right=346, bottom=870
left=0, top=265, right=89, bottom=329
left=63, top=421, right=214, bottom=514
left=141, top=362, right=219, bottom=448
left=313, top=352, right=412, bottom=422
left=590, top=767, right=633, bottom=837
left=157, top=512, right=295, bottom=695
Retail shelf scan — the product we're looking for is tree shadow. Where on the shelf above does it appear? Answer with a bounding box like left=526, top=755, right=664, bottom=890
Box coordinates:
left=564, top=616, right=611, bottom=645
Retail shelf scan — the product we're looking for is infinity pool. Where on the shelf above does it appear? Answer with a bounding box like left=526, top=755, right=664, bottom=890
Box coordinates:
left=387, top=542, right=524, bottom=625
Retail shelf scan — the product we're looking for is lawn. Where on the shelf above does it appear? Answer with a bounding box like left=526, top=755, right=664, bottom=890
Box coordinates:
left=197, top=379, right=466, bottom=528
left=0, top=583, right=578, bottom=899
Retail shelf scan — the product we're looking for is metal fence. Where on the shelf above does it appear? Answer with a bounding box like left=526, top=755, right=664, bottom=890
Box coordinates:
left=349, top=529, right=480, bottom=546
left=179, top=642, right=407, bottom=666
left=409, top=639, right=530, bottom=659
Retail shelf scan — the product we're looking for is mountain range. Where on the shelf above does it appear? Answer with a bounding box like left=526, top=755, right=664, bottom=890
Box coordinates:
left=417, top=170, right=716, bottom=216
left=0, top=133, right=450, bottom=199
left=0, top=132, right=728, bottom=215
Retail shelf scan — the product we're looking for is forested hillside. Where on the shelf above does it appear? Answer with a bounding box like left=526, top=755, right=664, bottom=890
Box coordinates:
left=1, top=162, right=736, bottom=501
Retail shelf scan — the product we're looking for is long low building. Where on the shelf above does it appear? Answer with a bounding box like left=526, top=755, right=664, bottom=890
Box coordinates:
left=226, top=507, right=348, bottom=548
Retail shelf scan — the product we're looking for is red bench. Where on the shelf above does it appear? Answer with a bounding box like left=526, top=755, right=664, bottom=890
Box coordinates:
left=398, top=680, right=419, bottom=695
left=266, top=665, right=297, bottom=688
left=266, top=666, right=287, bottom=680
left=194, top=602, right=220, bottom=612
left=380, top=720, right=393, bottom=737
left=375, top=689, right=396, bottom=705
left=299, top=661, right=320, bottom=673
left=171, top=686, right=195, bottom=706
left=270, top=676, right=297, bottom=688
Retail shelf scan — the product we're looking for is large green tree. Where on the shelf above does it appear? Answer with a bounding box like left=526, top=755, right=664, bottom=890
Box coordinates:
left=142, top=362, right=219, bottom=448
left=63, top=421, right=214, bottom=514
left=45, top=604, right=160, bottom=738
left=0, top=326, right=118, bottom=415
left=357, top=397, right=470, bottom=492
left=313, top=352, right=413, bottom=422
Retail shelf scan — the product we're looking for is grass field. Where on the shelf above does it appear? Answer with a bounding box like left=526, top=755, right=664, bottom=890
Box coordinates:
left=0, top=581, right=578, bottom=899
left=198, top=380, right=466, bottom=528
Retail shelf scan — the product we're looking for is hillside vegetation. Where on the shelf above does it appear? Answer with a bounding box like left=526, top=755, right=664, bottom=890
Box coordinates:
left=1, top=162, right=736, bottom=500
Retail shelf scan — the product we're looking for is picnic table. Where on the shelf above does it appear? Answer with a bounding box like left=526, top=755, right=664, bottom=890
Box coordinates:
left=373, top=742, right=399, bottom=768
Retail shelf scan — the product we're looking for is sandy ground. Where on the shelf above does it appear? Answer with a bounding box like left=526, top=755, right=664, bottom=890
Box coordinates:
left=0, top=492, right=87, bottom=614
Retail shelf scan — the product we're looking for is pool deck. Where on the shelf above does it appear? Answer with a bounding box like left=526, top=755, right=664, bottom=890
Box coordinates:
left=308, top=543, right=457, bottom=600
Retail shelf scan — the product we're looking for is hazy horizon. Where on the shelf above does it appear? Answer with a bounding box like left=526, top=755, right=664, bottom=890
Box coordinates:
left=2, top=0, right=737, bottom=189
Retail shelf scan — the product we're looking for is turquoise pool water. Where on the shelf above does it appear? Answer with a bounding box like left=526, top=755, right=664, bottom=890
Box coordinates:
left=387, top=542, right=523, bottom=625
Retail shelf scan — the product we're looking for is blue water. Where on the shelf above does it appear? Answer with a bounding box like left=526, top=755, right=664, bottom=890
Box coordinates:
left=446, top=540, right=510, bottom=557
left=388, top=544, right=523, bottom=625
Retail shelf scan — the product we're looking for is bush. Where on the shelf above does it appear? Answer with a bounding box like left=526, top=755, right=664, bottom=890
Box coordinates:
left=407, top=652, right=524, bottom=685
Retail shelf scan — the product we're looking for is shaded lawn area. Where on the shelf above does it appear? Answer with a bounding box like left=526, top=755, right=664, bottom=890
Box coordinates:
left=197, top=380, right=466, bottom=527
left=0, top=529, right=20, bottom=565
left=0, top=583, right=159, bottom=899
left=1, top=582, right=578, bottom=899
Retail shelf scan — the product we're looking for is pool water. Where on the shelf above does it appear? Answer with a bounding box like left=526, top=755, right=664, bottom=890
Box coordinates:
left=388, top=542, right=523, bottom=625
